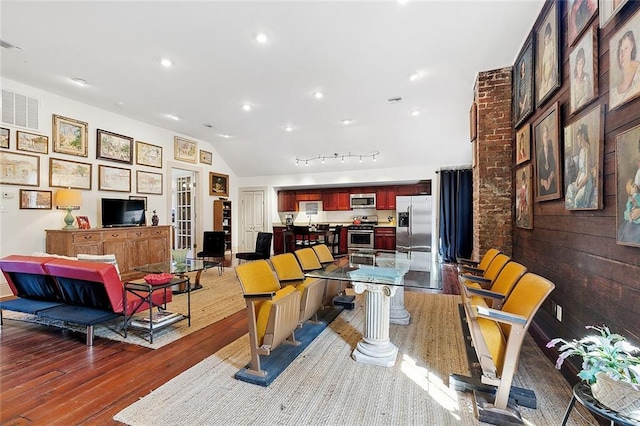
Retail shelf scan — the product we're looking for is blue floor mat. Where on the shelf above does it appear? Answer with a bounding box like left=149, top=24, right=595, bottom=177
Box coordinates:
left=234, top=306, right=344, bottom=387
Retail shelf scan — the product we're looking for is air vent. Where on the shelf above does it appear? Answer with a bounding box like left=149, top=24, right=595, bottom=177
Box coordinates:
left=2, top=90, right=39, bottom=130
left=387, top=97, right=403, bottom=103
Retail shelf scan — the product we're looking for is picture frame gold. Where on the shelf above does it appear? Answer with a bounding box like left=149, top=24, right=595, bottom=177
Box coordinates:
left=49, top=157, right=92, bottom=190
left=98, top=164, right=131, bottom=192
left=136, top=141, right=163, bottom=168
left=136, top=170, right=163, bottom=195
left=615, top=123, right=640, bottom=247
left=608, top=8, right=640, bottom=111
left=533, top=102, right=561, bottom=202
left=535, top=2, right=560, bottom=108
left=52, top=114, right=88, bottom=157
left=0, top=151, right=40, bottom=186
left=569, top=27, right=598, bottom=115
left=17, top=131, right=49, bottom=154
left=515, top=164, right=533, bottom=229
left=19, top=189, right=52, bottom=209
left=1, top=127, right=10, bottom=149
left=174, top=136, right=197, bottom=163
left=97, top=129, right=133, bottom=164
left=209, top=172, right=229, bottom=197
left=516, top=124, right=531, bottom=165
left=200, top=149, right=213, bottom=165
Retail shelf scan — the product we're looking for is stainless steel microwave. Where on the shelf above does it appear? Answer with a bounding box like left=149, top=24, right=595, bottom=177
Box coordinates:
left=350, top=193, right=376, bottom=209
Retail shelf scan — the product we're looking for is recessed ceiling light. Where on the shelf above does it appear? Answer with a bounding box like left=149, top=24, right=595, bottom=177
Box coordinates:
left=160, top=58, right=173, bottom=68
left=313, top=91, right=324, bottom=99
left=397, top=0, right=409, bottom=4
left=242, top=104, right=252, bottom=112
left=255, top=32, right=268, bottom=43
left=387, top=97, right=403, bottom=103
left=284, top=125, right=294, bottom=132
left=220, top=133, right=232, bottom=138
left=411, top=110, right=420, bottom=117
left=71, top=78, right=87, bottom=87
left=167, top=114, right=180, bottom=121
left=341, top=119, right=353, bottom=125
left=408, top=71, right=422, bottom=81
left=115, top=101, right=124, bottom=107
left=203, top=123, right=214, bottom=128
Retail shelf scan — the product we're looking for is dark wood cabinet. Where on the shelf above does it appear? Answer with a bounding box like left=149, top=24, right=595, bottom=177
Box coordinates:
left=278, top=191, right=297, bottom=212
left=322, top=190, right=350, bottom=211
left=295, top=190, right=321, bottom=201
left=213, top=200, right=232, bottom=251
left=376, top=186, right=397, bottom=210
left=374, top=227, right=396, bottom=250
left=273, top=226, right=286, bottom=254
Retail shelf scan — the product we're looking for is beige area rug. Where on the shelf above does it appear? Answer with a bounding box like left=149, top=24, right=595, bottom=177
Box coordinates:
left=114, top=292, right=594, bottom=425
left=2, top=268, right=245, bottom=349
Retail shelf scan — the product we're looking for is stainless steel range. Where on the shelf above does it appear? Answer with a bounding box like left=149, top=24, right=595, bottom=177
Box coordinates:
left=347, top=215, right=378, bottom=249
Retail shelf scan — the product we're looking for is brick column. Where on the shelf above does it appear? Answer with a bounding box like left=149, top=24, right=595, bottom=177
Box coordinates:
left=472, top=67, right=513, bottom=259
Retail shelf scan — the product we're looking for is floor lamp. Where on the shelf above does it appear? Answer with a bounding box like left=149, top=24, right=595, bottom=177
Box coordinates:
left=55, top=188, right=82, bottom=230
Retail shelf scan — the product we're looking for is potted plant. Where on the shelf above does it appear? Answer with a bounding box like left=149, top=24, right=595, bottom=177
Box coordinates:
left=547, top=325, right=640, bottom=419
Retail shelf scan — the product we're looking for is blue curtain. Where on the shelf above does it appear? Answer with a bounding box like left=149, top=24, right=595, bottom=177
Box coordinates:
left=438, top=169, right=473, bottom=263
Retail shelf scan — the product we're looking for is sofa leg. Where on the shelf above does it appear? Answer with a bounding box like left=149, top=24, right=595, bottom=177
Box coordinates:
left=86, top=325, right=94, bottom=346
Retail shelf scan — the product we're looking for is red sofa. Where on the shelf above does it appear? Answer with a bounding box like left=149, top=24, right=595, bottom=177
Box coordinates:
left=0, top=255, right=171, bottom=345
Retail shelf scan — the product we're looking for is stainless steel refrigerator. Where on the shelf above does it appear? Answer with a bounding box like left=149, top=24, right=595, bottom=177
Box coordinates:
left=396, top=195, right=432, bottom=272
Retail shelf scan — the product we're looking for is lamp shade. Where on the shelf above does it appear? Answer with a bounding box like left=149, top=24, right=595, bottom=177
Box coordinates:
left=55, top=188, right=82, bottom=209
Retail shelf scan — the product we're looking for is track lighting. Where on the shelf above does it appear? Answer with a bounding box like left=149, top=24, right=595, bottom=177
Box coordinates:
left=294, top=151, right=380, bottom=166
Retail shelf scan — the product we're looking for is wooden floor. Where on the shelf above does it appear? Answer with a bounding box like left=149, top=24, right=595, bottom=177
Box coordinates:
left=0, top=260, right=459, bottom=425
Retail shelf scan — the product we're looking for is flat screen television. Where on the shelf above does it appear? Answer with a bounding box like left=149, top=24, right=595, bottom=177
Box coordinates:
left=101, top=198, right=146, bottom=227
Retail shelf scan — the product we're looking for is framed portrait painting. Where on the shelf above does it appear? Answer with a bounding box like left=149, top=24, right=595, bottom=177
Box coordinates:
left=174, top=136, right=197, bottom=163
left=535, top=2, right=560, bottom=107
left=200, top=149, right=213, bottom=165
left=568, top=0, right=597, bottom=46
left=515, top=164, right=533, bottom=229
left=1, top=127, right=10, bottom=149
left=513, top=36, right=534, bottom=128
left=19, top=189, right=52, bottom=209
left=209, top=172, right=229, bottom=197
left=49, top=157, right=92, bottom=190
left=98, top=164, right=131, bottom=192
left=615, top=124, right=640, bottom=247
left=52, top=114, right=88, bottom=157
left=136, top=141, right=163, bottom=168
left=609, top=9, right=640, bottom=110
left=533, top=102, right=561, bottom=202
left=136, top=170, right=163, bottom=195
left=569, top=27, right=598, bottom=114
left=0, top=152, right=39, bottom=186
left=516, top=124, right=531, bottom=165
left=600, top=0, right=629, bottom=28
left=97, top=129, right=133, bottom=164
left=17, top=131, right=48, bottom=154
left=563, top=105, right=603, bottom=211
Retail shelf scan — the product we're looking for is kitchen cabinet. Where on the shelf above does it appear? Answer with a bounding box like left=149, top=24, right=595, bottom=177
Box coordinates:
left=213, top=200, right=232, bottom=251
left=273, top=226, right=286, bottom=255
left=295, top=190, right=321, bottom=201
left=374, top=227, right=396, bottom=250
left=376, top=186, right=397, bottom=210
left=278, top=191, right=297, bottom=212
left=323, top=189, right=350, bottom=211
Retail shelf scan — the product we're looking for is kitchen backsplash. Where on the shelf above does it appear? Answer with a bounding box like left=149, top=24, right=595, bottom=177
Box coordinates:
left=278, top=201, right=395, bottom=225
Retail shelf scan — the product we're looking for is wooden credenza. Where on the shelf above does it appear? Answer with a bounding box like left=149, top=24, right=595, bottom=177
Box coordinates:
left=46, top=226, right=171, bottom=281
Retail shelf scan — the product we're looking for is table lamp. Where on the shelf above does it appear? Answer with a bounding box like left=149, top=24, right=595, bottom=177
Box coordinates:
left=55, top=188, right=82, bottom=229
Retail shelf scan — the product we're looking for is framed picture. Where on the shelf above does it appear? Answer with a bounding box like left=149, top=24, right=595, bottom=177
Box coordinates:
left=209, top=172, right=229, bottom=197
left=0, top=127, right=10, bottom=149
left=533, top=102, right=561, bottom=202
left=200, top=149, right=213, bottom=165
left=76, top=215, right=91, bottom=229
left=609, top=8, right=640, bottom=110
left=563, top=105, right=604, bottom=211
left=535, top=2, right=560, bottom=107
left=515, top=164, right=533, bottom=229
left=174, top=136, right=197, bottom=163
left=19, top=189, right=52, bottom=209
left=513, top=35, right=534, bottom=128
left=0, top=152, right=39, bottom=186
left=17, top=131, right=48, bottom=154
left=98, top=164, right=131, bottom=192
left=49, top=157, right=92, bottom=190
left=136, top=141, right=163, bottom=168
left=600, top=0, right=629, bottom=28
left=52, top=114, right=88, bottom=157
left=516, top=124, right=531, bottom=165
left=97, top=129, right=133, bottom=164
left=568, top=0, right=598, bottom=46
left=129, top=195, right=148, bottom=210
left=469, top=101, right=477, bottom=142
left=136, top=170, right=163, bottom=195
left=570, top=27, right=598, bottom=114
left=615, top=124, right=640, bottom=247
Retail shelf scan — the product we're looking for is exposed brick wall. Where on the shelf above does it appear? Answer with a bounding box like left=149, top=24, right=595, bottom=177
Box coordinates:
left=472, top=67, right=513, bottom=259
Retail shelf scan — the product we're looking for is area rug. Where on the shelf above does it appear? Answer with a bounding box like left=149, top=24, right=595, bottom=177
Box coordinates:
left=114, top=292, right=593, bottom=425
left=1, top=268, right=245, bottom=349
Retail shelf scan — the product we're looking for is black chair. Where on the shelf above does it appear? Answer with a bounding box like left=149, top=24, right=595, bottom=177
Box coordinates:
left=293, top=225, right=318, bottom=250
left=236, top=232, right=273, bottom=263
left=327, top=224, right=343, bottom=255
left=196, top=231, right=226, bottom=275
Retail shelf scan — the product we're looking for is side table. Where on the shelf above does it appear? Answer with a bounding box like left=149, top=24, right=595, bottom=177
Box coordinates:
left=123, top=276, right=191, bottom=344
left=562, top=381, right=640, bottom=426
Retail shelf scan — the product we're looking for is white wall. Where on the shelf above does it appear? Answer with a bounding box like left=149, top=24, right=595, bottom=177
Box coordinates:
left=0, top=78, right=235, bottom=295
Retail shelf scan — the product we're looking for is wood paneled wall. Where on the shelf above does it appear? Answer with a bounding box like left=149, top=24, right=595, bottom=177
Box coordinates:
left=513, top=1, right=640, bottom=349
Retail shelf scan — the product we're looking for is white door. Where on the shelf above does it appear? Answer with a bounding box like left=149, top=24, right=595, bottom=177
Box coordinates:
left=240, top=189, right=266, bottom=252
left=172, top=169, right=197, bottom=254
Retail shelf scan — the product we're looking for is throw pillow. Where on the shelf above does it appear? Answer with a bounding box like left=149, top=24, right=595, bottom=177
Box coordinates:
left=76, top=253, right=121, bottom=276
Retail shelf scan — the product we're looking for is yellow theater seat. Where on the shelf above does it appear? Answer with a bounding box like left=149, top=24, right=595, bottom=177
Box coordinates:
left=463, top=261, right=527, bottom=310
left=457, top=248, right=501, bottom=275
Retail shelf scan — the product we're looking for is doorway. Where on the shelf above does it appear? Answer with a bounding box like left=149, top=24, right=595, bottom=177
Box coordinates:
left=239, top=187, right=268, bottom=252
left=170, top=165, right=201, bottom=255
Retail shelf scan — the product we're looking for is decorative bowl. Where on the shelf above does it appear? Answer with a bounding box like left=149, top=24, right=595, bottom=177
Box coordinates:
left=144, top=273, right=173, bottom=285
